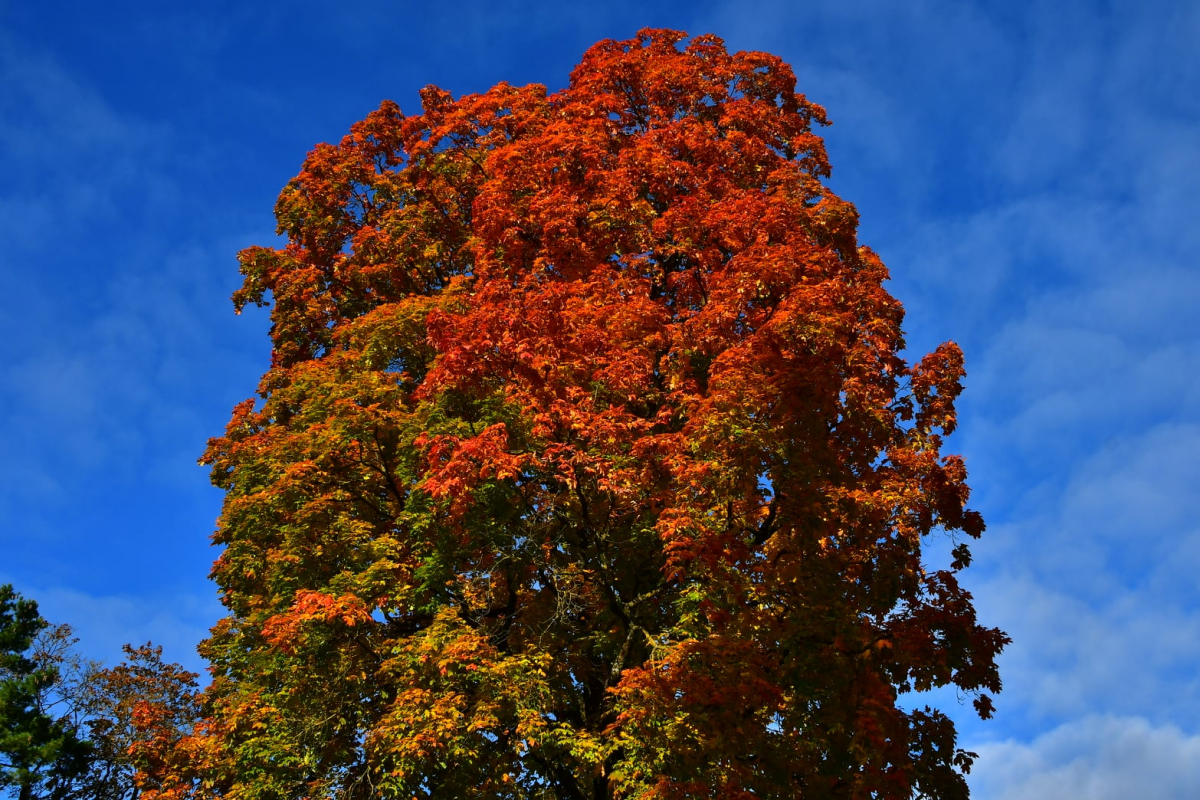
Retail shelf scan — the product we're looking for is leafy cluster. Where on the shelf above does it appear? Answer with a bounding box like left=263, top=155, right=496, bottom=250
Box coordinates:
left=0, top=586, right=199, bottom=800
left=177, top=30, right=1006, bottom=799
left=0, top=585, right=88, bottom=799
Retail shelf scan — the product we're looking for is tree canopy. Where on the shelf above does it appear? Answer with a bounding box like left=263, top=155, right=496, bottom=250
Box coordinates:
left=173, top=29, right=1007, bottom=799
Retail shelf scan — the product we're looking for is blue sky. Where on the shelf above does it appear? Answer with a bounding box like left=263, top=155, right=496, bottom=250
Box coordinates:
left=2, top=1, right=1196, bottom=796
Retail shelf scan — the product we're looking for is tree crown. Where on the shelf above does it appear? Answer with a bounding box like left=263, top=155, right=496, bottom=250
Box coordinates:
left=179, top=29, right=1006, bottom=800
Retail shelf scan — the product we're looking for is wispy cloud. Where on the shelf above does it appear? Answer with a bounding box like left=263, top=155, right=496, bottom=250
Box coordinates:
left=970, top=716, right=1200, bottom=800
left=0, top=26, right=268, bottom=629
left=964, top=422, right=1200, bottom=730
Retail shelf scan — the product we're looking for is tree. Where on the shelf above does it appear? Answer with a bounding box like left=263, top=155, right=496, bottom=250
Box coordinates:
left=0, top=588, right=200, bottom=800
left=0, top=587, right=88, bottom=799
left=76, top=644, right=201, bottom=800
left=178, top=29, right=1007, bottom=799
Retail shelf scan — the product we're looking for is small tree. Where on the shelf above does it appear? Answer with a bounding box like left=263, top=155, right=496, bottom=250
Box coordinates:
left=76, top=644, right=200, bottom=800
left=182, top=29, right=1007, bottom=799
left=0, top=588, right=199, bottom=800
left=0, top=587, right=88, bottom=799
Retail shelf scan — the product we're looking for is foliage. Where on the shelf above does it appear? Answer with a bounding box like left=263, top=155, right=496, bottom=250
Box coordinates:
left=0, top=586, right=199, bottom=800
left=178, top=29, right=1008, bottom=799
left=0, top=586, right=89, bottom=799
left=78, top=644, right=201, bottom=799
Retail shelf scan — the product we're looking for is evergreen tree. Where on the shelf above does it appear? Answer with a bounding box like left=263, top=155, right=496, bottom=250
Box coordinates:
left=0, top=586, right=89, bottom=800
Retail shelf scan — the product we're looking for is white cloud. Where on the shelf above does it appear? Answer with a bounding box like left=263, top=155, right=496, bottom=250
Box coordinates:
left=942, top=421, right=1200, bottom=749
left=971, top=572, right=1200, bottom=727
left=969, top=717, right=1200, bottom=800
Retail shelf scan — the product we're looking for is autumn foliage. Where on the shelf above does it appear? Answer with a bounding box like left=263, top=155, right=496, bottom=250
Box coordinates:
left=174, top=30, right=1007, bottom=799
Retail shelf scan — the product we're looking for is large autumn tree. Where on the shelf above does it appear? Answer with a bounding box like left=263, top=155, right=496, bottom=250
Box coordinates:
left=176, top=30, right=1007, bottom=799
